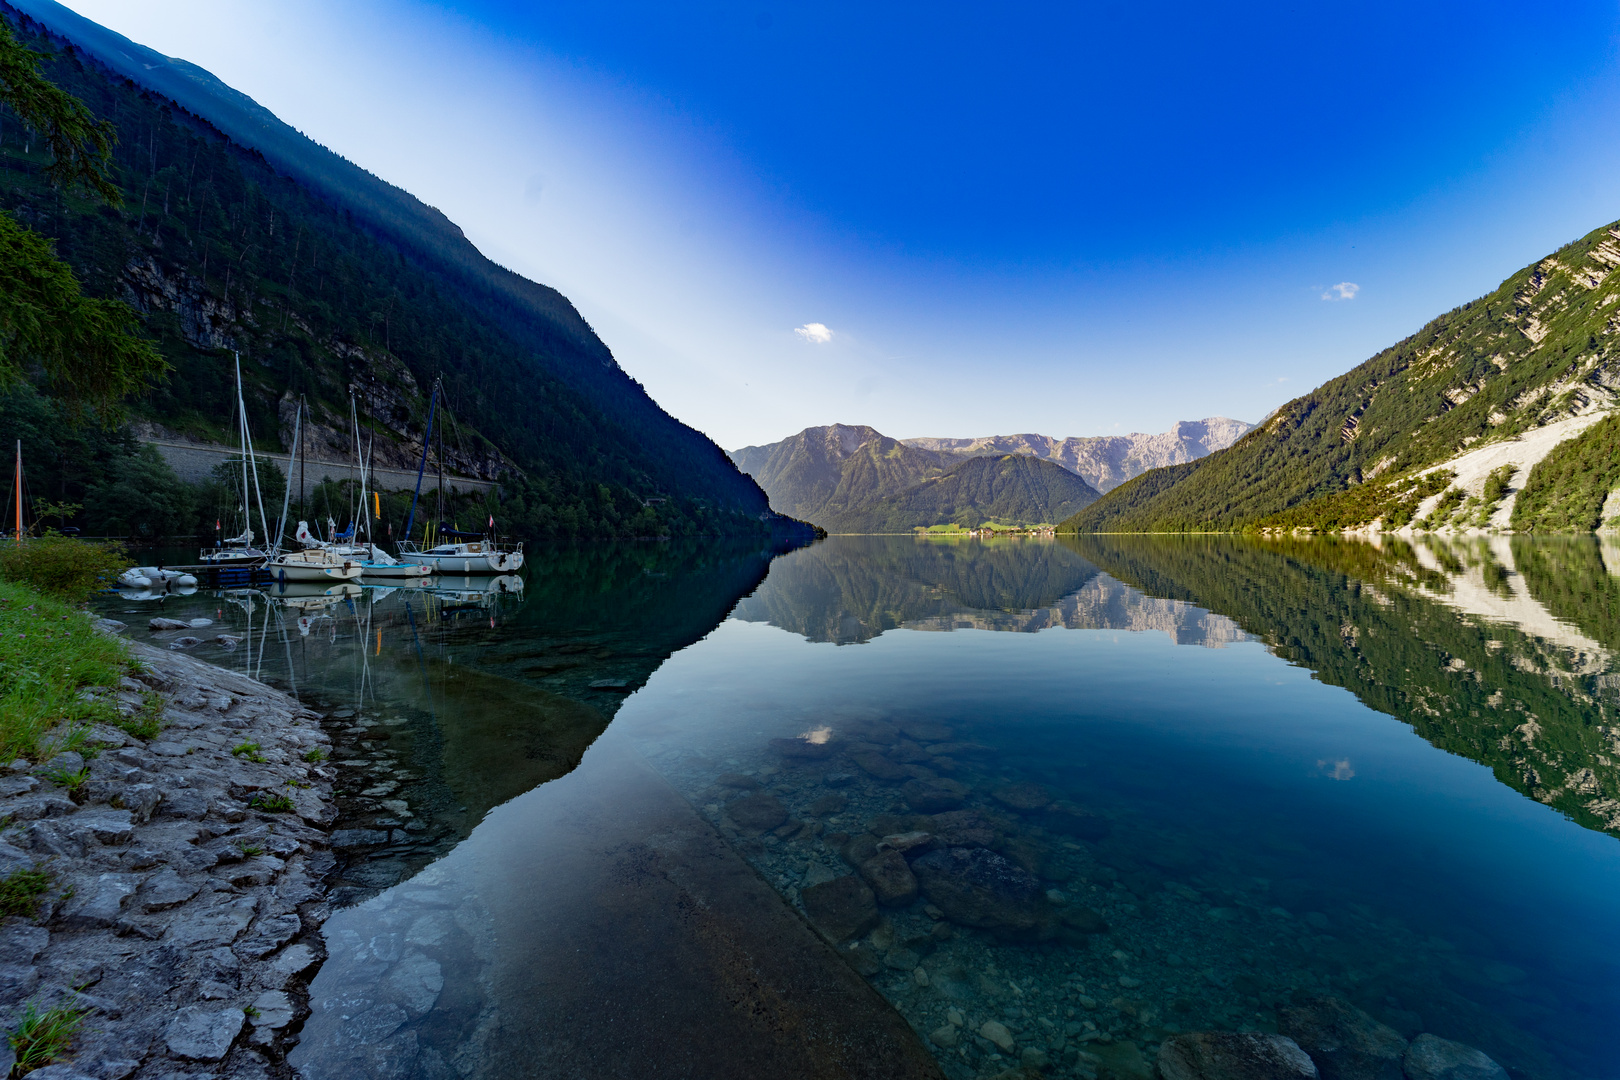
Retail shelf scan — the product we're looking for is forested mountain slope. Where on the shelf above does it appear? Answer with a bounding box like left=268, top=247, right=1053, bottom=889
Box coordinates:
left=730, top=425, right=958, bottom=524
left=0, top=5, right=786, bottom=539
left=1062, top=219, right=1620, bottom=533
left=824, top=455, right=1099, bottom=533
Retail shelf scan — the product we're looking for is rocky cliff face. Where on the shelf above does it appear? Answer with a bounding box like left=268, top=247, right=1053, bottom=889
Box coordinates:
left=902, top=417, right=1253, bottom=492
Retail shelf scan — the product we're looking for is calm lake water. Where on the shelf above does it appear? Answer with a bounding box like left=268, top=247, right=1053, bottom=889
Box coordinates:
left=102, top=536, right=1620, bottom=1080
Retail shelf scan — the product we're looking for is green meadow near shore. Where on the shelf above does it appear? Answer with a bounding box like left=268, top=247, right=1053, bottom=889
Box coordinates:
left=0, top=535, right=144, bottom=761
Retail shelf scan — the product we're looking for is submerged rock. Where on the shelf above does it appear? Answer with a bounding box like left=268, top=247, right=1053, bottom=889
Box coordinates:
left=901, top=777, right=968, bottom=812
left=910, top=846, right=1051, bottom=936
left=928, top=809, right=998, bottom=849
left=725, top=791, right=787, bottom=835
left=1059, top=905, right=1109, bottom=935
left=807, top=792, right=847, bottom=816
left=148, top=618, right=189, bottom=631
left=1280, top=996, right=1407, bottom=1080
left=979, top=1019, right=1016, bottom=1052
left=848, top=749, right=907, bottom=781
left=1158, top=1032, right=1320, bottom=1080
left=1402, top=1034, right=1509, bottom=1080
left=801, top=874, right=879, bottom=942
left=858, top=850, right=918, bottom=906
left=991, top=781, right=1052, bottom=812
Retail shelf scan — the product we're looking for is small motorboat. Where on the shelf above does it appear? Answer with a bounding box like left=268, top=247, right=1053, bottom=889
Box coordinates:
left=117, top=566, right=199, bottom=590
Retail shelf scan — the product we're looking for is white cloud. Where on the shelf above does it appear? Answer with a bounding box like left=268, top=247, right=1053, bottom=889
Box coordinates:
left=794, top=322, right=834, bottom=343
left=1322, top=282, right=1360, bottom=301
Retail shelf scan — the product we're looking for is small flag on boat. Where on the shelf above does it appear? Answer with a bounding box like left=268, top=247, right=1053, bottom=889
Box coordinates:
left=488, top=514, right=494, bottom=529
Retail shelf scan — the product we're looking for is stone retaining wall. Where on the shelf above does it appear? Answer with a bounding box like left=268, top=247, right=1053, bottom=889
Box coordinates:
left=144, top=439, right=497, bottom=498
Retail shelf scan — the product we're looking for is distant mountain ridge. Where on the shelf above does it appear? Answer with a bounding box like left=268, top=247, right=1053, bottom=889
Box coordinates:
left=729, top=424, right=1100, bottom=531
left=903, top=417, right=1252, bottom=492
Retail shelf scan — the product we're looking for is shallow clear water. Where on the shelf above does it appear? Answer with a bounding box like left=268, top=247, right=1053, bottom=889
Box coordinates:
left=103, top=536, right=1620, bottom=1079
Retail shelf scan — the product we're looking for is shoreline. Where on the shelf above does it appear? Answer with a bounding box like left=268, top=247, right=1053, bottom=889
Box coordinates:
left=0, top=625, right=337, bottom=1079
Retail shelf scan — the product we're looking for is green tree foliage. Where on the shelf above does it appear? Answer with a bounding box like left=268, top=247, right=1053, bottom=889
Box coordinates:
left=1511, top=413, right=1620, bottom=532
left=1062, top=218, right=1620, bottom=533
left=0, top=16, right=163, bottom=417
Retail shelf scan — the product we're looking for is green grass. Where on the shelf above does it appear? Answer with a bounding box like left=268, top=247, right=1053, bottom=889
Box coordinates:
left=0, top=867, right=52, bottom=918
left=302, top=747, right=327, bottom=763
left=232, top=741, right=266, bottom=763
left=248, top=792, right=295, bottom=813
left=45, top=766, right=88, bottom=800
left=8, top=996, right=90, bottom=1073
left=117, top=690, right=164, bottom=742
left=0, top=581, right=129, bottom=761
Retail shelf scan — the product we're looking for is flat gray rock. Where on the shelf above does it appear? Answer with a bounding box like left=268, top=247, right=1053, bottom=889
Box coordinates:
left=58, top=873, right=142, bottom=929
left=1403, top=1034, right=1509, bottom=1080
left=165, top=1005, right=246, bottom=1061
left=1159, top=1032, right=1320, bottom=1080
left=137, top=868, right=202, bottom=912
left=0, top=924, right=48, bottom=966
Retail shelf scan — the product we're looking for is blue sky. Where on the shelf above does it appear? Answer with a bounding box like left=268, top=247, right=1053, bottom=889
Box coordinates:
left=52, top=1, right=1620, bottom=448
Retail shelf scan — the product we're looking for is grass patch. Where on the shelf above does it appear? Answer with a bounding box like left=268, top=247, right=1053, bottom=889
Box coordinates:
left=248, top=792, right=295, bottom=813
left=0, top=581, right=129, bottom=762
left=0, top=867, right=52, bottom=918
left=45, top=766, right=89, bottom=800
left=232, top=741, right=266, bottom=763
left=116, top=690, right=164, bottom=742
left=8, top=996, right=90, bottom=1073
left=301, top=747, right=326, bottom=763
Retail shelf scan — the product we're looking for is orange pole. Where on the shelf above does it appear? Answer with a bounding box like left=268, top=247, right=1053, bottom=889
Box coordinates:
left=14, top=440, right=21, bottom=542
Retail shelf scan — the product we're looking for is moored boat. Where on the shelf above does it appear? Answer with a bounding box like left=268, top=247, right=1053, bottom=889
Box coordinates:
left=266, top=546, right=362, bottom=583
left=398, top=531, right=525, bottom=575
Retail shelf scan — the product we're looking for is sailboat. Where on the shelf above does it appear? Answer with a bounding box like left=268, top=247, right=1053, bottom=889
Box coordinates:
left=336, top=400, right=431, bottom=580
left=200, top=355, right=270, bottom=569
left=264, top=382, right=361, bottom=584
left=395, top=380, right=524, bottom=575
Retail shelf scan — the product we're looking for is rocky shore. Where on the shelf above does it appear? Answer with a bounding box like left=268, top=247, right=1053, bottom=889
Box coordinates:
left=0, top=623, right=337, bottom=1079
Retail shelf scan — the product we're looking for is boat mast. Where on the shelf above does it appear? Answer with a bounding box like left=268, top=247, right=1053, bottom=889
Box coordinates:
left=273, top=402, right=302, bottom=555
left=350, top=394, right=367, bottom=554
left=234, top=353, right=272, bottom=549
left=403, top=380, right=438, bottom=544
left=435, top=392, right=444, bottom=541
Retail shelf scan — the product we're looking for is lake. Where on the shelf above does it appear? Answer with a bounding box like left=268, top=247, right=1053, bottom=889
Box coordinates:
left=102, top=535, right=1620, bottom=1080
